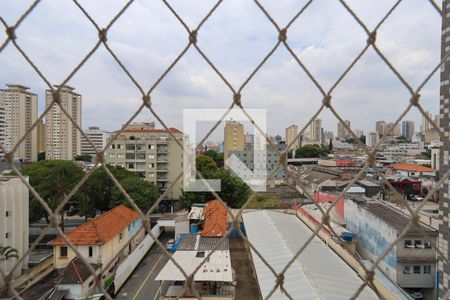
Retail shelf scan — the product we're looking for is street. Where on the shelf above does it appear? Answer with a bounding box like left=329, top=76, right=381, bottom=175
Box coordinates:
left=115, top=232, right=172, bottom=300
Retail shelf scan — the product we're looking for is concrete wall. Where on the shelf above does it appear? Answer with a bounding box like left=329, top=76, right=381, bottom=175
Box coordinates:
left=344, top=200, right=398, bottom=281
left=396, top=263, right=436, bottom=288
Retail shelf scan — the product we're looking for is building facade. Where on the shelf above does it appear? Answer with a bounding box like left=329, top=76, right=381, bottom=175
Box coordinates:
left=0, top=84, right=38, bottom=161
left=0, top=177, right=29, bottom=288
left=0, top=98, right=4, bottom=161
left=401, top=121, right=415, bottom=141
left=45, top=86, right=82, bottom=160
left=81, top=126, right=110, bottom=158
left=440, top=2, right=450, bottom=296
left=366, top=132, right=378, bottom=148
left=224, top=120, right=244, bottom=162
left=105, top=122, right=183, bottom=200
left=307, top=118, right=322, bottom=144
left=376, top=120, right=387, bottom=138
left=36, top=119, right=46, bottom=154
left=285, top=124, right=299, bottom=151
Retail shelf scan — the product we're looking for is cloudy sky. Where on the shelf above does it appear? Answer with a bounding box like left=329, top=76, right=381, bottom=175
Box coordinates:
left=0, top=0, right=443, bottom=142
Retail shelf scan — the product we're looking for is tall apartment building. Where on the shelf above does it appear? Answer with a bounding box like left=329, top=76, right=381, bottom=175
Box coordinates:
left=0, top=84, right=38, bottom=161
left=224, top=120, right=244, bottom=161
left=0, top=176, right=29, bottom=288
left=105, top=122, right=183, bottom=200
left=0, top=98, right=4, bottom=161
left=36, top=119, right=46, bottom=153
left=307, top=118, right=322, bottom=144
left=422, top=111, right=433, bottom=133
left=337, top=120, right=351, bottom=139
left=439, top=3, right=450, bottom=297
left=376, top=120, right=387, bottom=138
left=401, top=121, right=415, bottom=141
left=81, top=126, right=110, bottom=157
left=45, top=86, right=82, bottom=160
left=386, top=122, right=401, bottom=137
left=285, top=124, right=299, bottom=151
left=366, top=132, right=378, bottom=148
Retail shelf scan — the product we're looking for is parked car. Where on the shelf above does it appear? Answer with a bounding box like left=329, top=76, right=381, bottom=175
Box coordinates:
left=165, top=239, right=175, bottom=251
left=405, top=289, right=423, bottom=300
left=407, top=194, right=423, bottom=202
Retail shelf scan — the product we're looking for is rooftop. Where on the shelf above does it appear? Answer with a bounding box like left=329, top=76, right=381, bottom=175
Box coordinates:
left=58, top=257, right=100, bottom=285
left=363, top=201, right=437, bottom=234
left=202, top=199, right=228, bottom=237
left=177, top=234, right=229, bottom=251
left=52, top=205, right=140, bottom=245
left=243, top=210, right=378, bottom=300
left=390, top=163, right=435, bottom=172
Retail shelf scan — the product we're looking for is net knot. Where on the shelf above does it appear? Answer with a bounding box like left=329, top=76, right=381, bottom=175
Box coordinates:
left=233, top=93, right=242, bottom=107
left=6, top=26, right=16, bottom=40
left=410, top=93, right=420, bottom=107
left=189, top=30, right=197, bottom=44
left=278, top=28, right=287, bottom=42
left=276, top=273, right=285, bottom=286
left=323, top=95, right=332, bottom=108
left=143, top=95, right=151, bottom=108
left=52, top=91, right=61, bottom=104
left=96, top=152, right=105, bottom=164
left=367, top=31, right=377, bottom=45
left=99, top=28, right=108, bottom=42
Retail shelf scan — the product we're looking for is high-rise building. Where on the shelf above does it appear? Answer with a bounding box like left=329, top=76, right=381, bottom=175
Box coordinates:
left=439, top=4, right=450, bottom=297
left=105, top=122, right=183, bottom=200
left=337, top=120, right=351, bottom=139
left=401, top=120, right=415, bottom=140
left=386, top=122, right=401, bottom=137
left=307, top=118, right=322, bottom=144
left=45, top=86, right=82, bottom=160
left=285, top=124, right=299, bottom=151
left=366, top=132, right=378, bottom=148
left=422, top=111, right=433, bottom=133
left=36, top=120, right=46, bottom=153
left=224, top=120, right=245, bottom=162
left=376, top=120, right=387, bottom=138
left=0, top=84, right=38, bottom=161
left=354, top=129, right=363, bottom=139
left=81, top=126, right=110, bottom=157
left=0, top=98, right=5, bottom=160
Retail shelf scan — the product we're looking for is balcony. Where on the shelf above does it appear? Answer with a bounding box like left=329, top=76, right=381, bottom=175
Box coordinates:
left=157, top=147, right=168, bottom=154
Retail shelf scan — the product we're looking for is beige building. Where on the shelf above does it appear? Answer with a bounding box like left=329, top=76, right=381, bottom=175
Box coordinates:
left=0, top=84, right=38, bottom=161
left=106, top=122, right=183, bottom=200
left=0, top=176, right=29, bottom=288
left=45, top=86, right=82, bottom=160
left=36, top=119, right=46, bottom=153
left=0, top=98, right=4, bottom=160
left=224, top=120, right=244, bottom=160
left=81, top=126, right=110, bottom=157
left=337, top=120, right=351, bottom=139
left=386, top=122, right=401, bottom=137
left=307, top=118, right=322, bottom=144
left=285, top=124, right=299, bottom=151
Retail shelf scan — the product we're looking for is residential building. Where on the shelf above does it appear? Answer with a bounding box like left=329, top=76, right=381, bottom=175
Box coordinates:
left=345, top=200, right=437, bottom=299
left=422, top=111, right=432, bottom=133
left=36, top=119, right=45, bottom=153
left=0, top=177, right=29, bottom=288
left=401, top=121, right=415, bottom=140
left=228, top=142, right=287, bottom=185
left=431, top=148, right=439, bottom=171
left=45, top=86, right=82, bottom=160
left=105, top=122, right=183, bottom=199
left=224, top=120, right=244, bottom=162
left=387, top=122, right=401, bottom=137
left=366, top=132, right=378, bottom=148
left=285, top=124, right=299, bottom=151
left=51, top=204, right=144, bottom=269
left=80, top=126, right=110, bottom=157
left=337, top=119, right=351, bottom=139
left=0, top=98, right=4, bottom=160
left=376, top=120, right=387, bottom=138
left=307, top=118, right=322, bottom=144
left=0, top=84, right=38, bottom=161
left=354, top=129, right=363, bottom=139
left=389, top=163, right=436, bottom=177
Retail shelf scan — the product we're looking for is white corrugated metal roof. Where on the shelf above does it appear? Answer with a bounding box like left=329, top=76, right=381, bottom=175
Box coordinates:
left=243, top=210, right=379, bottom=300
left=155, top=250, right=233, bottom=282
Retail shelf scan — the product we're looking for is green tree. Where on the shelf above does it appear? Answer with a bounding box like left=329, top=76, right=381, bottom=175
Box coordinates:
left=196, top=155, right=218, bottom=173
left=110, top=176, right=159, bottom=213
left=74, top=154, right=93, bottom=162
left=37, top=152, right=45, bottom=161
left=203, top=150, right=224, bottom=168
left=21, top=160, right=84, bottom=228
left=294, top=144, right=328, bottom=158
left=0, top=245, right=18, bottom=262
left=180, top=158, right=251, bottom=209
left=359, top=135, right=366, bottom=144
left=422, top=149, right=431, bottom=159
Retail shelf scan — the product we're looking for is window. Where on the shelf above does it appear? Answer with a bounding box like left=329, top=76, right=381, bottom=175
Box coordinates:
left=5, top=211, right=9, bottom=217
left=60, top=246, right=68, bottom=257
left=126, top=153, right=136, bottom=159
left=148, top=144, right=155, bottom=150
left=413, top=266, right=421, bottom=274
left=119, top=232, right=123, bottom=241
left=404, top=240, right=413, bottom=248
left=148, top=163, right=155, bottom=168
left=88, top=246, right=93, bottom=257
left=196, top=251, right=205, bottom=258
left=424, top=241, right=432, bottom=248
left=117, top=154, right=124, bottom=159
left=148, top=154, right=155, bottom=159
left=423, top=265, right=431, bottom=274
left=5, top=232, right=9, bottom=239
left=109, top=153, right=115, bottom=158
left=403, top=266, right=412, bottom=274
left=415, top=240, right=425, bottom=249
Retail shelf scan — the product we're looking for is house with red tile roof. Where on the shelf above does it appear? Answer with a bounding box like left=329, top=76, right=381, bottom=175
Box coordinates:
left=51, top=205, right=145, bottom=270
left=202, top=199, right=228, bottom=237
left=389, top=163, right=436, bottom=177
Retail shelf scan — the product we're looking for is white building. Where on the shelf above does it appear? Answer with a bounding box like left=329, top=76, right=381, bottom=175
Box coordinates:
left=366, top=132, right=378, bottom=148
left=0, top=176, right=29, bottom=288
left=401, top=120, right=415, bottom=140
left=0, top=84, right=38, bottom=161
left=80, top=126, right=110, bottom=158
left=45, top=86, right=82, bottom=160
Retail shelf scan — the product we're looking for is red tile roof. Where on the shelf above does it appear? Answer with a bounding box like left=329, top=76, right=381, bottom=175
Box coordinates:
left=202, top=199, right=228, bottom=237
left=52, top=205, right=141, bottom=245
left=390, top=163, right=435, bottom=173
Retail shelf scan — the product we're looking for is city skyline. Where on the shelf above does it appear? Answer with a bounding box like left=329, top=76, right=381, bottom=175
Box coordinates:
left=0, top=1, right=440, bottom=140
